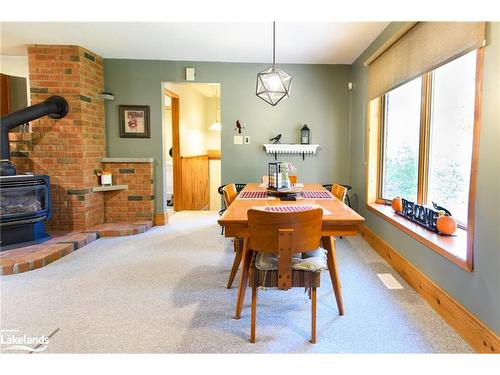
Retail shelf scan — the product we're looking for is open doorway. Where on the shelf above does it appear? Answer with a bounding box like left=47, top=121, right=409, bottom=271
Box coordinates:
left=163, top=83, right=221, bottom=212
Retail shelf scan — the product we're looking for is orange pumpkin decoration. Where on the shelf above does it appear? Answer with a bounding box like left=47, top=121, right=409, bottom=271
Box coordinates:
left=391, top=197, right=403, bottom=213
left=436, top=216, right=457, bottom=235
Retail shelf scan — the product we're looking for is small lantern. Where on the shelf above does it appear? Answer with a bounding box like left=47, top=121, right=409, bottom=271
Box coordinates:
left=300, top=124, right=310, bottom=144
left=268, top=162, right=286, bottom=190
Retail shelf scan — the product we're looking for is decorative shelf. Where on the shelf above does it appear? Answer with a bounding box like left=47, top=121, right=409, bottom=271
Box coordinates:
left=100, top=157, right=154, bottom=163
left=263, top=144, right=320, bottom=160
left=91, top=185, right=128, bottom=192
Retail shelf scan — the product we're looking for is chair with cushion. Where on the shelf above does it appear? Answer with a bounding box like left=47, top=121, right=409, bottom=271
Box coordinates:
left=221, top=183, right=244, bottom=289
left=245, top=208, right=339, bottom=344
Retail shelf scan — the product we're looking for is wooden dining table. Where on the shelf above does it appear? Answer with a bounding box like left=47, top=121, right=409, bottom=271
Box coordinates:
left=218, top=183, right=365, bottom=319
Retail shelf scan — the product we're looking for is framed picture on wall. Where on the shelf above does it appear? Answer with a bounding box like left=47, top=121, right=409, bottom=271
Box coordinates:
left=119, top=105, right=151, bottom=138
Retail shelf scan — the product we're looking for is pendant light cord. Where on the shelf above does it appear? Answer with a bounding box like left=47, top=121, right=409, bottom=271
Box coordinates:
left=272, top=21, right=276, bottom=66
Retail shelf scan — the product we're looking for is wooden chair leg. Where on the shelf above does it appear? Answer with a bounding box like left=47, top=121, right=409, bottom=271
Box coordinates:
left=226, top=241, right=243, bottom=289
left=235, top=238, right=252, bottom=319
left=310, top=287, right=317, bottom=344
left=250, top=286, right=257, bottom=343
left=322, top=236, right=345, bottom=315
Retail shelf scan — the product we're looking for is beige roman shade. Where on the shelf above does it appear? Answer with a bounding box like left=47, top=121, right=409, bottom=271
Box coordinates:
left=366, top=22, right=486, bottom=100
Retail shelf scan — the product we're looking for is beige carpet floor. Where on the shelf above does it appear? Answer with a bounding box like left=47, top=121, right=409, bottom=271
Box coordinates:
left=0, top=211, right=473, bottom=353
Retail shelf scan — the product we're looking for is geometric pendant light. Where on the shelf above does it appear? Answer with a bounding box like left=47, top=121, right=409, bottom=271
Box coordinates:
left=256, top=21, right=292, bottom=106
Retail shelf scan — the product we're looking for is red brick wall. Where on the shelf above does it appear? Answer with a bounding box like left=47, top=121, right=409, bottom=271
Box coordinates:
left=101, top=162, right=155, bottom=223
left=21, top=45, right=105, bottom=231
left=9, top=132, right=33, bottom=172
left=79, top=47, right=106, bottom=228
left=8, top=45, right=155, bottom=230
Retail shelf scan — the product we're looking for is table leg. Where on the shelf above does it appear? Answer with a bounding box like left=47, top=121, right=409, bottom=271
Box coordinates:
left=322, top=236, right=344, bottom=315
left=235, top=237, right=252, bottom=319
left=226, top=238, right=243, bottom=289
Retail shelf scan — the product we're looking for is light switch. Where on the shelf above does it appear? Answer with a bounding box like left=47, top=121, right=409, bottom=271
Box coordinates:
left=234, top=135, right=243, bottom=145
left=244, top=136, right=250, bottom=144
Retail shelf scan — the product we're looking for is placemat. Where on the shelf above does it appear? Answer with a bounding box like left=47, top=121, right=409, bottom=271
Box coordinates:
left=238, top=190, right=270, bottom=199
left=300, top=190, right=334, bottom=199
left=263, top=205, right=315, bottom=212
left=259, top=205, right=332, bottom=215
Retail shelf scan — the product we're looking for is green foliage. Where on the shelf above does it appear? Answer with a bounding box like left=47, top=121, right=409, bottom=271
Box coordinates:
left=431, top=158, right=464, bottom=203
left=383, top=144, right=466, bottom=217
left=383, top=144, right=418, bottom=201
left=429, top=157, right=466, bottom=218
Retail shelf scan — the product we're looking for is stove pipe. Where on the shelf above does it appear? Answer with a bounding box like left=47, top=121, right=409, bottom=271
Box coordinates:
left=0, top=96, right=69, bottom=176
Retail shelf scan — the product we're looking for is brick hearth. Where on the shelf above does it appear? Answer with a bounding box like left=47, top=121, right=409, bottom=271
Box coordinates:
left=88, top=221, right=153, bottom=237
left=0, top=221, right=152, bottom=275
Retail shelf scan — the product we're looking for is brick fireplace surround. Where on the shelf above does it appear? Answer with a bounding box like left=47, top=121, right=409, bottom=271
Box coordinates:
left=8, top=45, right=160, bottom=231
left=3, top=45, right=162, bottom=274
left=11, top=45, right=106, bottom=231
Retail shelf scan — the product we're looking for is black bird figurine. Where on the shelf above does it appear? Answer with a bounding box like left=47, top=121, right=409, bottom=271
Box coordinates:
left=270, top=134, right=282, bottom=144
left=432, top=202, right=452, bottom=216
left=235, top=120, right=244, bottom=134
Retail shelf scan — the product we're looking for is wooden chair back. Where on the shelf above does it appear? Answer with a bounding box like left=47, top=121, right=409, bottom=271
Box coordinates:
left=222, top=183, right=238, bottom=208
left=331, top=183, right=348, bottom=202
left=247, top=208, right=323, bottom=290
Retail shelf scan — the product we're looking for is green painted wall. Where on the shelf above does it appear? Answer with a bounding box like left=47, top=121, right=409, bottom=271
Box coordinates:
left=349, top=22, right=500, bottom=334
left=103, top=60, right=352, bottom=213
left=103, top=24, right=499, bottom=334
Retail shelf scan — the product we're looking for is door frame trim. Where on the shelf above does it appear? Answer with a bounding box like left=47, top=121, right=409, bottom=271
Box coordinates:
left=164, top=89, right=182, bottom=211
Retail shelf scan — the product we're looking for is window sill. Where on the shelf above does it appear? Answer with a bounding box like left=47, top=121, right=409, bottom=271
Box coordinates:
left=366, top=202, right=471, bottom=272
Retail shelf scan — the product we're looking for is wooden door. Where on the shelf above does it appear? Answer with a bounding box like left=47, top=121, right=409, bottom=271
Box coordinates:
left=165, top=87, right=212, bottom=211
left=180, top=154, right=210, bottom=210
left=1, top=74, right=11, bottom=116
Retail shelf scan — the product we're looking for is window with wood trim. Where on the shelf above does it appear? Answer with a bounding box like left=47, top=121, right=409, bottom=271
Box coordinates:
left=379, top=76, right=422, bottom=203
left=377, top=50, right=480, bottom=229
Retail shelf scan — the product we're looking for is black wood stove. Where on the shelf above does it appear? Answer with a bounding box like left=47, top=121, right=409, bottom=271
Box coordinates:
left=0, top=96, right=68, bottom=249
left=0, top=174, right=52, bottom=246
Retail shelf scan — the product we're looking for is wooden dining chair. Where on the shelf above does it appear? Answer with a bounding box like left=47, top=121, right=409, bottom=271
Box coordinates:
left=322, top=184, right=352, bottom=207
left=222, top=183, right=237, bottom=208
left=245, top=208, right=339, bottom=344
left=218, top=183, right=247, bottom=216
left=222, top=184, right=243, bottom=289
left=330, top=183, right=348, bottom=239
left=331, top=183, right=348, bottom=202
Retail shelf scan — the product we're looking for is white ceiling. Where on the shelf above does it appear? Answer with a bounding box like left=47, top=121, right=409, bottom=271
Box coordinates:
left=0, top=22, right=388, bottom=64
